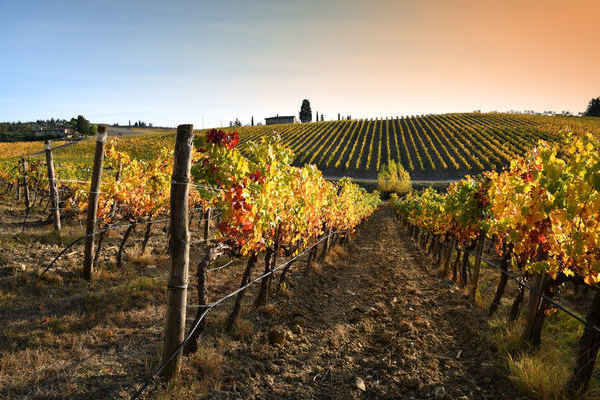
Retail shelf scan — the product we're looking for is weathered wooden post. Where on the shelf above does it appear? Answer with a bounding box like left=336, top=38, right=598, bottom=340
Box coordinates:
left=161, top=124, right=194, bottom=379
left=83, top=126, right=108, bottom=280
left=21, top=157, right=30, bottom=212
left=44, top=140, right=61, bottom=231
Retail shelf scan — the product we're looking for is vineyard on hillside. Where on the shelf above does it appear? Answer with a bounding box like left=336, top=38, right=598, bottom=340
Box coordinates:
left=2, top=120, right=600, bottom=398
left=233, top=113, right=600, bottom=180
left=3, top=113, right=600, bottom=183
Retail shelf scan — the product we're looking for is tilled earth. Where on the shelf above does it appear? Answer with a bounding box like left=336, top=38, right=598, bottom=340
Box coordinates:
left=210, top=205, right=529, bottom=400
left=0, top=203, right=530, bottom=399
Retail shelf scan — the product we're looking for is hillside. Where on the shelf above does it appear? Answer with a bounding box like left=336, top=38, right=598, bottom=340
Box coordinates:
left=233, top=113, right=598, bottom=180
left=2, top=116, right=600, bottom=399
left=3, top=113, right=599, bottom=182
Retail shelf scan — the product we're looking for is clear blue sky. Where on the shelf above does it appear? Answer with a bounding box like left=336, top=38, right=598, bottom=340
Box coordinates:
left=1, top=0, right=598, bottom=128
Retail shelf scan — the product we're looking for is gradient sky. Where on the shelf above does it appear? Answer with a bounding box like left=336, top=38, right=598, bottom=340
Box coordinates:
left=1, top=0, right=599, bottom=128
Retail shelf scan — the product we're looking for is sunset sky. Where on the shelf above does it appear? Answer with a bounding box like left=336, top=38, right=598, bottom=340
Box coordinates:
left=1, top=0, right=599, bottom=127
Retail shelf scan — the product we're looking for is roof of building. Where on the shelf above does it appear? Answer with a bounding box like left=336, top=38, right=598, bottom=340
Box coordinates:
left=265, top=115, right=295, bottom=119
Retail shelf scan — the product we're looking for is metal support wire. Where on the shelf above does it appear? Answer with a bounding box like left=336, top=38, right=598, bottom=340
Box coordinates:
left=206, top=258, right=236, bottom=273
left=129, top=231, right=339, bottom=400
left=36, top=218, right=170, bottom=278
left=171, top=180, right=223, bottom=192
left=36, top=206, right=222, bottom=278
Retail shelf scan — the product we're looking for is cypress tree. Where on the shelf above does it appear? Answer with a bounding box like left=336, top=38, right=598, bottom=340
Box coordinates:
left=299, top=100, right=312, bottom=123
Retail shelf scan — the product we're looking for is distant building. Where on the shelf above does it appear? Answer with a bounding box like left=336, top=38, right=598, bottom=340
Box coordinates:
left=265, top=115, right=296, bottom=125
left=33, top=127, right=76, bottom=138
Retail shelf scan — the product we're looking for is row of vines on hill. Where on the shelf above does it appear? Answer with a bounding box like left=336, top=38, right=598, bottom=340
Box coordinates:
left=182, top=130, right=380, bottom=350
left=391, top=129, right=600, bottom=394
left=225, top=113, right=564, bottom=175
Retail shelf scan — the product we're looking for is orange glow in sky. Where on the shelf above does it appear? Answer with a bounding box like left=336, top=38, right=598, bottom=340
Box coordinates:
left=1, top=0, right=599, bottom=126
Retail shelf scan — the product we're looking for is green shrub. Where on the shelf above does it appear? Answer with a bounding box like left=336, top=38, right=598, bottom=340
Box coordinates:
left=377, top=160, right=411, bottom=196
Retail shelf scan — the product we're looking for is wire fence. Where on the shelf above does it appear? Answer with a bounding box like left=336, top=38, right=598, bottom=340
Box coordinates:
left=2, top=147, right=365, bottom=398
left=128, top=231, right=337, bottom=400
left=1, top=136, right=368, bottom=399
left=37, top=210, right=221, bottom=278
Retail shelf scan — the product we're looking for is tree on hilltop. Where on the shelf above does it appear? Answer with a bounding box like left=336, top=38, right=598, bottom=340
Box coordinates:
left=584, top=97, right=600, bottom=117
left=229, top=118, right=242, bottom=127
left=299, top=99, right=312, bottom=122
left=75, top=115, right=93, bottom=136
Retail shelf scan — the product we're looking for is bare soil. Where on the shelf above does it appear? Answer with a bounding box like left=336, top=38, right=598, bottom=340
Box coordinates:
left=0, top=202, right=529, bottom=399
left=204, top=206, right=529, bottom=400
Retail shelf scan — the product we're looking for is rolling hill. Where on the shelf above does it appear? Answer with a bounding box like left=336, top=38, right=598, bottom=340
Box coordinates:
left=230, top=113, right=598, bottom=180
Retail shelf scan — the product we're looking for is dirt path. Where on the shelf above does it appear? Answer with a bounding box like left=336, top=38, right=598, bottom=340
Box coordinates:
left=215, top=205, right=528, bottom=400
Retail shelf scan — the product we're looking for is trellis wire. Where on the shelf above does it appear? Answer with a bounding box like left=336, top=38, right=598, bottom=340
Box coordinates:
left=129, top=232, right=338, bottom=400
left=36, top=209, right=225, bottom=278
left=36, top=217, right=171, bottom=278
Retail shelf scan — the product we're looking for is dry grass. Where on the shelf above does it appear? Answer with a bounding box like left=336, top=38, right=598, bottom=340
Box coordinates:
left=325, top=243, right=348, bottom=261
left=229, top=318, right=255, bottom=340
left=126, top=244, right=164, bottom=267
left=484, top=292, right=600, bottom=400
left=507, top=352, right=569, bottom=400
left=190, top=346, right=225, bottom=386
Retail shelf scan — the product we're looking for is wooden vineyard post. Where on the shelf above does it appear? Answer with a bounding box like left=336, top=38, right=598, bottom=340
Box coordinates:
left=83, top=126, right=108, bottom=281
left=21, top=157, right=30, bottom=212
left=521, top=273, right=548, bottom=345
left=44, top=140, right=61, bottom=231
left=161, top=124, right=194, bottom=379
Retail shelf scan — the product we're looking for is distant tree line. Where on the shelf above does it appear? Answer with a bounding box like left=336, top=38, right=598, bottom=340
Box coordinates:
left=0, top=115, right=96, bottom=142
left=132, top=120, right=152, bottom=128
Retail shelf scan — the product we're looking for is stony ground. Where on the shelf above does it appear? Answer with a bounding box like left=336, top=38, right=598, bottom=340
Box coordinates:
left=209, top=205, right=529, bottom=400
